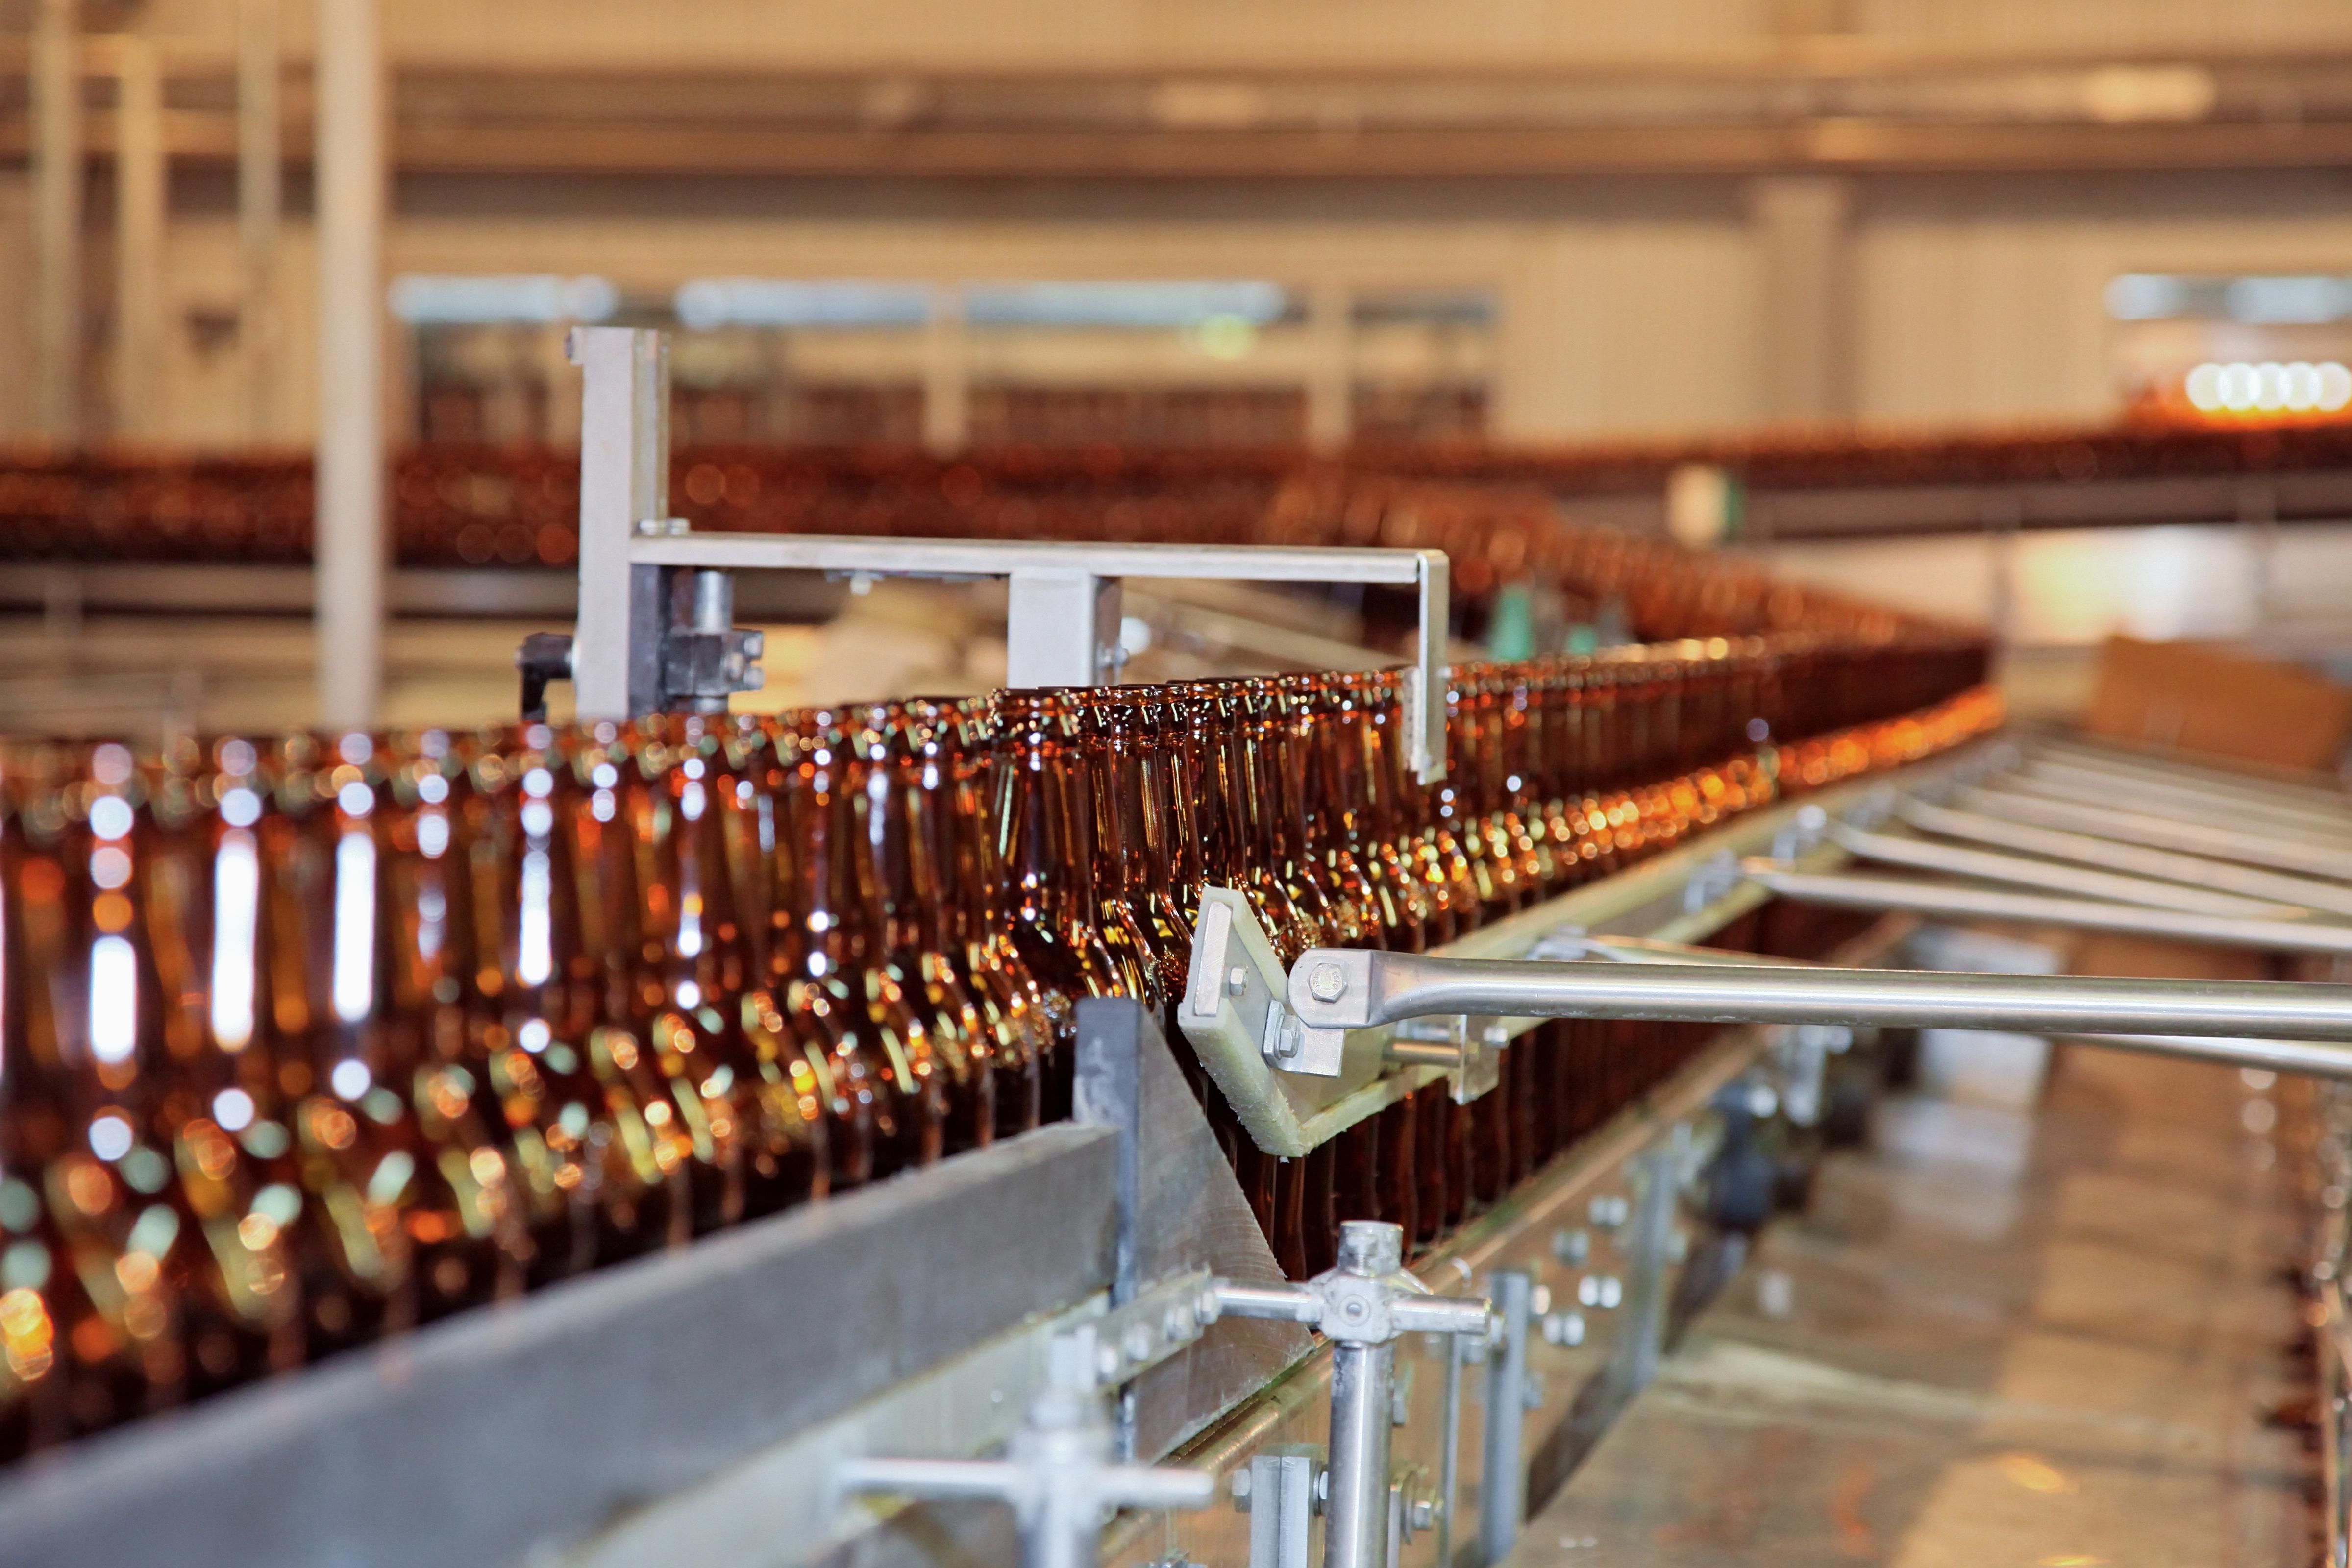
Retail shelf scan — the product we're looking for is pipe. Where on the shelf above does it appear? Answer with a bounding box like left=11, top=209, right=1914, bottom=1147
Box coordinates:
left=1973, top=780, right=2352, bottom=882
left=1288, top=950, right=2352, bottom=1042
left=314, top=0, right=385, bottom=727
left=1829, top=823, right=2310, bottom=919
left=2046, top=1031, right=2352, bottom=1081
left=1902, top=797, right=2352, bottom=918
left=1741, top=864, right=2352, bottom=956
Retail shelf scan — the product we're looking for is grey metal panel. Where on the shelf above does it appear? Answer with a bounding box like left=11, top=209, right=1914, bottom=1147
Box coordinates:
left=0, top=1123, right=1119, bottom=1568
left=1074, top=999, right=1314, bottom=1464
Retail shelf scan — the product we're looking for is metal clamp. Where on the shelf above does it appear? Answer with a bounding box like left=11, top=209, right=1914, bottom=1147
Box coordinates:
left=836, top=1270, right=1224, bottom=1568
left=835, top=1389, right=1213, bottom=1568
left=1215, top=1222, right=1497, bottom=1568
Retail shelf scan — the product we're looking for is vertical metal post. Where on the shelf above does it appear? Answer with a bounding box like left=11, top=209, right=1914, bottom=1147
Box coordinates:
left=111, top=35, right=165, bottom=440
left=923, top=282, right=968, bottom=455
left=1005, top=570, right=1122, bottom=689
left=30, top=0, right=81, bottom=443
left=238, top=0, right=280, bottom=441
left=1306, top=280, right=1351, bottom=454
left=313, top=0, right=385, bottom=727
left=1323, top=1224, right=1400, bottom=1568
left=569, top=326, right=670, bottom=720
left=1477, top=1270, right=1534, bottom=1565
left=1410, top=550, right=1451, bottom=783
left=1072, top=998, right=1145, bottom=1461
left=1326, top=1340, right=1394, bottom=1568
left=1617, top=1138, right=1684, bottom=1395
left=1437, top=1338, right=1465, bottom=1568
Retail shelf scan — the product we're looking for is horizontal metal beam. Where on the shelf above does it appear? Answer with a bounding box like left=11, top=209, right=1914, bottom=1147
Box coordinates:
left=1741, top=862, right=2352, bottom=956
left=1287, top=949, right=2352, bottom=1042
left=629, top=533, right=1435, bottom=585
left=0, top=1124, right=1120, bottom=1568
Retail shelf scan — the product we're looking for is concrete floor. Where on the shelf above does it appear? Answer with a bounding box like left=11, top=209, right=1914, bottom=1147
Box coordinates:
left=1513, top=1017, right=2320, bottom=1566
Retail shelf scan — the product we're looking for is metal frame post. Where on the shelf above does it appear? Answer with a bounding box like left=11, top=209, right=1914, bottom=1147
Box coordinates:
left=30, top=0, right=81, bottom=444
left=1007, top=569, right=1124, bottom=689
left=569, top=326, right=669, bottom=721
left=1215, top=1221, right=1495, bottom=1568
left=314, top=0, right=386, bottom=728
left=238, top=0, right=281, bottom=440
left=1477, top=1270, right=1535, bottom=1565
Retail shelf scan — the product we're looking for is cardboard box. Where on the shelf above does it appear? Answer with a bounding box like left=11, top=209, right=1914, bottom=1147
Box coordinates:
left=2082, top=635, right=2352, bottom=773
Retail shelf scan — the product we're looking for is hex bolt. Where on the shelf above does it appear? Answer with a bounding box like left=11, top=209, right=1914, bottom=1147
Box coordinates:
left=1227, top=966, right=1249, bottom=997
left=1309, top=962, right=1348, bottom=1002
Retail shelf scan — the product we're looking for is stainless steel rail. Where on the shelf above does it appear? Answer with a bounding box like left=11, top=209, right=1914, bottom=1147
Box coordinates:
left=1897, top=797, right=2352, bottom=919
left=1827, top=822, right=2311, bottom=919
left=1740, top=863, right=2352, bottom=957
left=1286, top=950, right=2352, bottom=1047
left=1975, top=778, right=2352, bottom=880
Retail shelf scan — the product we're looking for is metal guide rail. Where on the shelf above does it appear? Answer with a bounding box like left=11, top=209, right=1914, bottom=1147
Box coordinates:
left=1177, top=727, right=2352, bottom=1171
left=520, top=326, right=1449, bottom=781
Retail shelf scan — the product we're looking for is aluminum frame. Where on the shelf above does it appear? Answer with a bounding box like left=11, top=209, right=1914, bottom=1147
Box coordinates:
left=556, top=326, right=1451, bottom=781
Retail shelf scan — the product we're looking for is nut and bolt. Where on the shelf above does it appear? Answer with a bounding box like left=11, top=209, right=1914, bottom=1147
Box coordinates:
left=1308, top=962, right=1348, bottom=1002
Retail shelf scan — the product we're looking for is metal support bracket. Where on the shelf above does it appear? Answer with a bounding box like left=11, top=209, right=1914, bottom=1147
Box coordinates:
left=533, top=327, right=1450, bottom=779
left=835, top=1273, right=1226, bottom=1568
left=1214, top=1222, right=1497, bottom=1568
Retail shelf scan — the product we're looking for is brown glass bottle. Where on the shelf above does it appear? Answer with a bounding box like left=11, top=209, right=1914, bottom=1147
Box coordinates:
left=136, top=742, right=310, bottom=1390
left=926, top=701, right=1048, bottom=1140
left=991, top=691, right=1135, bottom=1125
left=766, top=710, right=943, bottom=1187
left=454, top=725, right=643, bottom=1282
left=849, top=704, right=991, bottom=1156
left=265, top=731, right=523, bottom=1338
left=0, top=751, right=158, bottom=1451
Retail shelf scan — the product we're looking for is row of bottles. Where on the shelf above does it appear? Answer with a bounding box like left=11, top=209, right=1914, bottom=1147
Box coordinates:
left=0, top=640, right=1999, bottom=1461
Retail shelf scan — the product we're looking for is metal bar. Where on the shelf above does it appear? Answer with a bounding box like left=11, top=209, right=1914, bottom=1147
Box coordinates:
left=313, top=0, right=384, bottom=727
left=111, top=36, right=165, bottom=440
left=2007, top=760, right=2352, bottom=846
left=624, top=533, right=1448, bottom=778
left=1286, top=949, right=2352, bottom=1041
left=30, top=0, right=80, bottom=444
left=1742, top=862, right=2352, bottom=956
left=2013, top=747, right=2352, bottom=832
left=2030, top=735, right=2352, bottom=815
left=1829, top=822, right=2310, bottom=919
left=569, top=326, right=669, bottom=721
left=237, top=0, right=281, bottom=440
left=1974, top=779, right=2352, bottom=881
left=1477, top=1271, right=1533, bottom=1565
left=1899, top=796, right=2352, bottom=918
left=1326, top=1341, right=1393, bottom=1568
left=0, top=1124, right=1120, bottom=1568
left=629, top=534, right=1433, bottom=584
left=2045, top=1031, right=2352, bottom=1080
left=2019, top=755, right=2352, bottom=840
